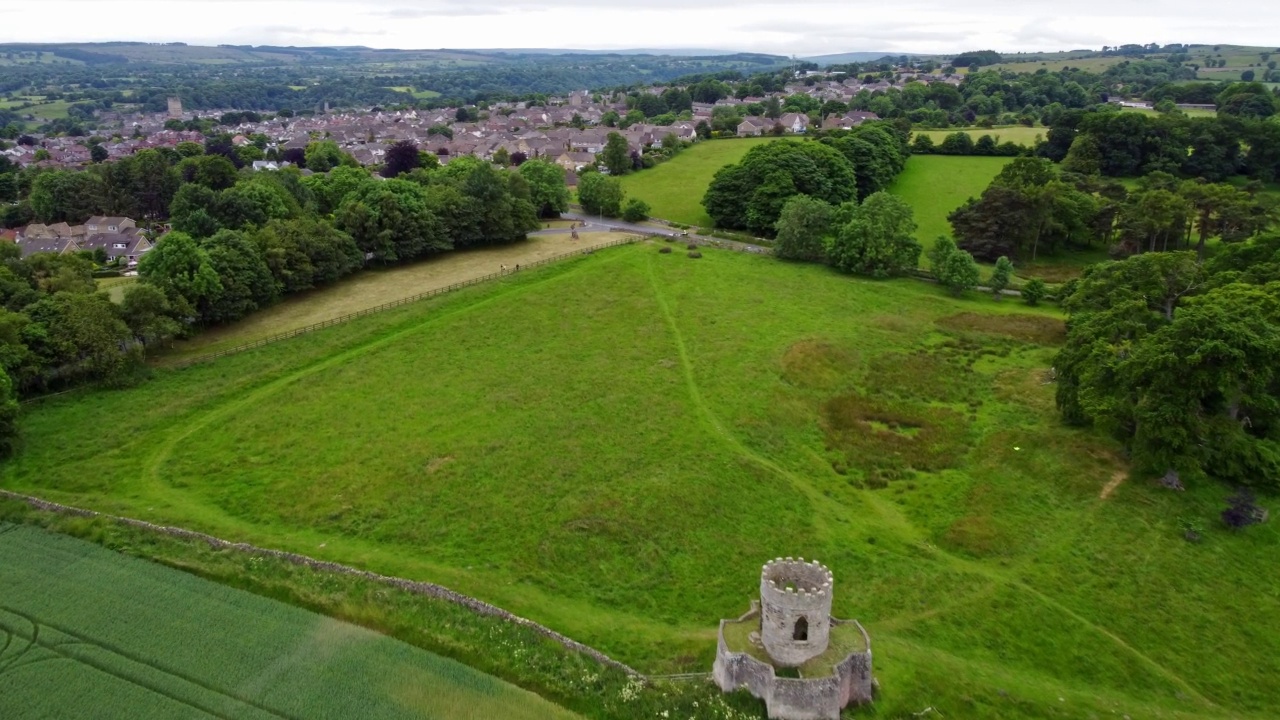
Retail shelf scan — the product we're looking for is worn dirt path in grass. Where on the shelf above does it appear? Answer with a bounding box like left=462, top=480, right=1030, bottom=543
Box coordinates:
left=153, top=231, right=636, bottom=364
left=1100, top=471, right=1127, bottom=499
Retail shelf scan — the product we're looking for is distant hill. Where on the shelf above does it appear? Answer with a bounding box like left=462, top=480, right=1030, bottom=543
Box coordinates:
left=801, top=51, right=922, bottom=64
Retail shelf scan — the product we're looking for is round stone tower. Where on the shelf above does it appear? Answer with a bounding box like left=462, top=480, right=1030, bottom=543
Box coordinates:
left=759, top=557, right=833, bottom=667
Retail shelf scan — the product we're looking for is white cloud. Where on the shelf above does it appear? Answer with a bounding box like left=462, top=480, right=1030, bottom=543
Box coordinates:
left=11, top=0, right=1280, bottom=54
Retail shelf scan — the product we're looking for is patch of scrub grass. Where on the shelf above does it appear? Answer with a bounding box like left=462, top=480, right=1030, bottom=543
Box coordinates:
left=618, top=137, right=783, bottom=226
left=5, top=244, right=1280, bottom=719
left=887, top=155, right=1013, bottom=257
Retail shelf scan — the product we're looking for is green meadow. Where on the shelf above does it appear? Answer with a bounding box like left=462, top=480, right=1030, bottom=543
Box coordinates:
left=618, top=137, right=782, bottom=226
left=887, top=154, right=1012, bottom=253
left=5, top=243, right=1278, bottom=719
left=911, top=126, right=1046, bottom=147
left=0, top=522, right=579, bottom=720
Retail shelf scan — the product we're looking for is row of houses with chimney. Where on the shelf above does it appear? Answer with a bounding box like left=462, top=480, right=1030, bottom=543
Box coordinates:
left=12, top=217, right=152, bottom=265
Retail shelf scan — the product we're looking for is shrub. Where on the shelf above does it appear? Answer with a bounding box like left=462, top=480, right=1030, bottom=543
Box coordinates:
left=658, top=246, right=672, bottom=254
left=687, top=243, right=698, bottom=250
left=1021, top=278, right=1048, bottom=306
left=1222, top=489, right=1267, bottom=529
left=688, top=251, right=702, bottom=259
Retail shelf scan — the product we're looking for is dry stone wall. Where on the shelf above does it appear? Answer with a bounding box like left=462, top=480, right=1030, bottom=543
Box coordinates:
left=0, top=489, right=640, bottom=676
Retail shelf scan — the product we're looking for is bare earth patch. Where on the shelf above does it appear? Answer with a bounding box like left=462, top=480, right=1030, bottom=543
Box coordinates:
left=1100, top=470, right=1127, bottom=500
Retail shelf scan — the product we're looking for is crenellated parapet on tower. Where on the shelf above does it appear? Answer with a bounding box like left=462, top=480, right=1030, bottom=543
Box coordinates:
left=760, top=558, right=834, bottom=667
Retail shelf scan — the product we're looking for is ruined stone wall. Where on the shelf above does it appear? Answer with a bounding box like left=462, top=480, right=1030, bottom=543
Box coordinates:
left=0, top=489, right=639, bottom=676
left=714, top=611, right=874, bottom=720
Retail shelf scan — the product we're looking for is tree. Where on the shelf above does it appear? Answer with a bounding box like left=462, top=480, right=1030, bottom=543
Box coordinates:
left=120, top=282, right=182, bottom=346
left=703, top=140, right=857, bottom=236
left=1021, top=278, right=1047, bottom=306
left=578, top=173, right=625, bottom=218
left=1061, top=135, right=1102, bottom=175
left=304, top=140, right=350, bottom=173
left=622, top=198, right=650, bottom=223
left=382, top=139, right=420, bottom=178
left=178, top=154, right=238, bottom=190
left=929, top=236, right=980, bottom=295
left=198, top=230, right=278, bottom=323
left=25, top=291, right=140, bottom=385
left=826, top=192, right=921, bottom=278
left=773, top=195, right=833, bottom=263
left=335, top=179, right=446, bottom=264
left=1241, top=70, right=1256, bottom=82
left=29, top=170, right=103, bottom=223
left=517, top=160, right=569, bottom=218
left=602, top=132, right=631, bottom=176
left=253, top=217, right=362, bottom=293
left=89, top=143, right=108, bottom=163
left=989, top=256, right=1014, bottom=298
left=0, top=366, right=17, bottom=458
left=137, top=231, right=222, bottom=321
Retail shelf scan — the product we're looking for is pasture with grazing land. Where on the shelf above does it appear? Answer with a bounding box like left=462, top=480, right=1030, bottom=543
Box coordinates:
left=153, top=231, right=637, bottom=363
left=0, top=522, right=580, bottom=720
left=887, top=154, right=1013, bottom=254
left=618, top=137, right=781, bottom=227
left=5, top=242, right=1279, bottom=719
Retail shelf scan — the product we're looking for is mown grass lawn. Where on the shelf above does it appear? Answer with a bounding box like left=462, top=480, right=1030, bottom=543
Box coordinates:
left=618, top=137, right=782, bottom=227
left=887, top=154, right=1013, bottom=255
left=5, top=243, right=1279, bottom=719
left=0, top=522, right=580, bottom=720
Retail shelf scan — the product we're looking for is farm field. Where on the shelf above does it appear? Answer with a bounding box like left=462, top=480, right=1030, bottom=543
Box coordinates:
left=5, top=243, right=1279, bottom=719
left=618, top=137, right=781, bottom=227
left=887, top=154, right=1012, bottom=255
left=912, top=125, right=1045, bottom=147
left=153, top=230, right=636, bottom=363
left=0, top=522, right=580, bottom=720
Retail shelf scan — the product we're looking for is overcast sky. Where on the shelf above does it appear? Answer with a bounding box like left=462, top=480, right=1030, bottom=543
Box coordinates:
left=3, top=1, right=1278, bottom=56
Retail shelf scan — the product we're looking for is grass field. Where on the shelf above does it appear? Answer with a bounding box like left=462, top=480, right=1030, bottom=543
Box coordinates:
left=5, top=242, right=1279, bottom=718
left=154, top=231, right=635, bottom=362
left=912, top=126, right=1045, bottom=147
left=0, top=522, right=579, bottom=719
left=887, top=154, right=1012, bottom=254
left=95, top=275, right=136, bottom=303
left=1120, top=106, right=1218, bottom=118
left=618, top=137, right=781, bottom=227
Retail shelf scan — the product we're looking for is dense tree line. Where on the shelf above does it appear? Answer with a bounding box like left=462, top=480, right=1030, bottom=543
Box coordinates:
left=948, top=157, right=1277, bottom=263
left=701, top=122, right=910, bottom=236
left=1055, top=240, right=1280, bottom=490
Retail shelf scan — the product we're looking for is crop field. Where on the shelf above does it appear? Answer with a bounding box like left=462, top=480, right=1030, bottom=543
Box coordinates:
left=153, top=230, right=638, bottom=363
left=887, top=154, right=1012, bottom=255
left=0, top=522, right=579, bottom=720
left=5, top=242, right=1279, bottom=719
left=911, top=126, right=1045, bottom=147
left=618, top=137, right=782, bottom=227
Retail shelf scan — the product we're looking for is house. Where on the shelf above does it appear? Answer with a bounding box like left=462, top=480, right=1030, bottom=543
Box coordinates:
left=81, top=230, right=153, bottom=266
left=85, top=216, right=136, bottom=235
left=737, top=117, right=768, bottom=137
left=554, top=152, right=597, bottom=172
left=17, top=237, right=80, bottom=258
left=779, top=113, right=810, bottom=134
left=823, top=111, right=881, bottom=130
